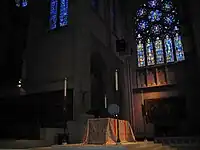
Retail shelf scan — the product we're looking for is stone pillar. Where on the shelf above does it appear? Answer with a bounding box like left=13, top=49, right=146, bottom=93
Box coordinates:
left=184, top=0, right=200, bottom=135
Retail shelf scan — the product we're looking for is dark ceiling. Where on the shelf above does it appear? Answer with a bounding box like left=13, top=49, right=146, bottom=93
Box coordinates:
left=120, top=0, right=147, bottom=14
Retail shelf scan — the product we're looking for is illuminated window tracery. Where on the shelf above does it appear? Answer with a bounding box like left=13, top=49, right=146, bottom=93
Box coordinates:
left=148, top=10, right=162, bottom=22
left=135, top=0, right=185, bottom=67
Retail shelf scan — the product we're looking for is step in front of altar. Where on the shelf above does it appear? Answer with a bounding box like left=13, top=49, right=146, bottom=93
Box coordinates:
left=51, top=142, right=173, bottom=150
left=52, top=144, right=127, bottom=150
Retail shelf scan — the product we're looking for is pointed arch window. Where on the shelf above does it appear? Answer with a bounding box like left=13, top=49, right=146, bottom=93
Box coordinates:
left=146, top=39, right=155, bottom=66
left=155, top=37, right=164, bottom=64
left=15, top=0, right=28, bottom=7
left=135, top=0, right=185, bottom=67
left=49, top=0, right=68, bottom=30
left=137, top=38, right=145, bottom=67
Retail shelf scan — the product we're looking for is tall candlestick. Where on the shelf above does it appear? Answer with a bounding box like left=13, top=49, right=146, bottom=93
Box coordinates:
left=64, top=77, right=67, bottom=97
left=115, top=69, right=119, bottom=91
left=104, top=95, right=107, bottom=108
left=63, top=77, right=68, bottom=144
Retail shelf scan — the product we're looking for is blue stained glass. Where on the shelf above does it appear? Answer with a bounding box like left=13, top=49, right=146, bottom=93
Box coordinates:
left=50, top=0, right=58, bottom=30
left=164, top=14, right=175, bottom=25
left=22, top=0, right=28, bottom=7
left=59, top=0, right=68, bottom=27
left=138, top=20, right=148, bottom=30
left=162, top=1, right=173, bottom=11
left=135, top=0, right=184, bottom=67
left=148, top=0, right=158, bottom=8
left=137, top=40, right=146, bottom=67
left=148, top=10, right=162, bottom=22
left=137, top=8, right=146, bottom=17
left=155, top=37, right=164, bottom=64
left=146, top=39, right=155, bottom=65
left=164, top=35, right=174, bottom=62
left=174, top=33, right=185, bottom=61
left=15, top=0, right=28, bottom=7
left=174, top=26, right=179, bottom=31
left=15, top=0, right=20, bottom=7
left=151, top=24, right=162, bottom=35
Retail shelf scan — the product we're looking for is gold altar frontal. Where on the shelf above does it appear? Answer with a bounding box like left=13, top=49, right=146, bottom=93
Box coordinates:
left=82, top=118, right=136, bottom=144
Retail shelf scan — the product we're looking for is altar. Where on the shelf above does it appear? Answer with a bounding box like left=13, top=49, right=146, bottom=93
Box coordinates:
left=82, top=118, right=136, bottom=144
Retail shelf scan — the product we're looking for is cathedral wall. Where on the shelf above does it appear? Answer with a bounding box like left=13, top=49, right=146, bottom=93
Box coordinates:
left=24, top=0, right=77, bottom=93
left=128, top=0, right=200, bottom=137
left=24, top=0, right=129, bottom=119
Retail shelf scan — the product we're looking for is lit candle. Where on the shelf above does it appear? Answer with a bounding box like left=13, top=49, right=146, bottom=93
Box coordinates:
left=115, top=69, right=119, bottom=91
left=64, top=77, right=67, bottom=97
left=104, top=95, right=107, bottom=108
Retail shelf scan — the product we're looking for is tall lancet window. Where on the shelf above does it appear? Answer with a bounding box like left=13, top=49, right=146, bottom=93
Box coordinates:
left=135, top=0, right=185, bottom=68
left=15, top=0, right=28, bottom=7
left=49, top=0, right=68, bottom=30
left=59, top=0, right=68, bottom=27
left=137, top=35, right=145, bottom=67
left=164, top=35, right=174, bottom=62
left=155, top=37, right=164, bottom=64
left=50, top=0, right=58, bottom=30
left=146, top=39, right=155, bottom=66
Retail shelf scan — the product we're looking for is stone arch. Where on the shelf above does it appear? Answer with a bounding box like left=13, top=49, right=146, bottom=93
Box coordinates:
left=90, top=52, right=107, bottom=111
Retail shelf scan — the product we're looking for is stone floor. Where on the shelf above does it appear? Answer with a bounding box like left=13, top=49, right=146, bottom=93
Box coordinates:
left=28, top=142, right=187, bottom=150
left=1, top=141, right=200, bottom=150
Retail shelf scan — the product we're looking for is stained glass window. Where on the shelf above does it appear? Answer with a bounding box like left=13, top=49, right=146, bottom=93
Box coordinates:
left=164, top=35, right=174, bottom=62
left=50, top=0, right=58, bottom=30
left=155, top=37, right=164, bottom=64
left=138, top=20, right=148, bottom=31
left=137, top=8, right=147, bottom=17
left=135, top=0, right=185, bottom=67
left=151, top=24, right=162, bottom=35
left=162, top=1, right=173, bottom=11
left=50, top=0, right=68, bottom=30
left=59, top=0, right=68, bottom=27
left=148, top=10, right=162, bottom=22
left=174, top=33, right=185, bottom=61
left=15, top=0, right=28, bottom=7
left=164, top=14, right=175, bottom=25
left=22, top=0, right=28, bottom=7
left=137, top=40, right=146, bottom=67
left=148, top=0, right=159, bottom=8
left=146, top=39, right=155, bottom=66
left=15, top=0, right=20, bottom=7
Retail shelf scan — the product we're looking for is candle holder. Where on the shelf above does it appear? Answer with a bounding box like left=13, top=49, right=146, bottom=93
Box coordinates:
left=62, top=77, right=69, bottom=144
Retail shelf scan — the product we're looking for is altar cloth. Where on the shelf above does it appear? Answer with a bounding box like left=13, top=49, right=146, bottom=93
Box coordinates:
left=82, top=118, right=136, bottom=144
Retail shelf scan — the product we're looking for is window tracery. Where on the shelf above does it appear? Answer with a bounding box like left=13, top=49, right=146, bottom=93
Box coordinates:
left=135, top=0, right=185, bottom=67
